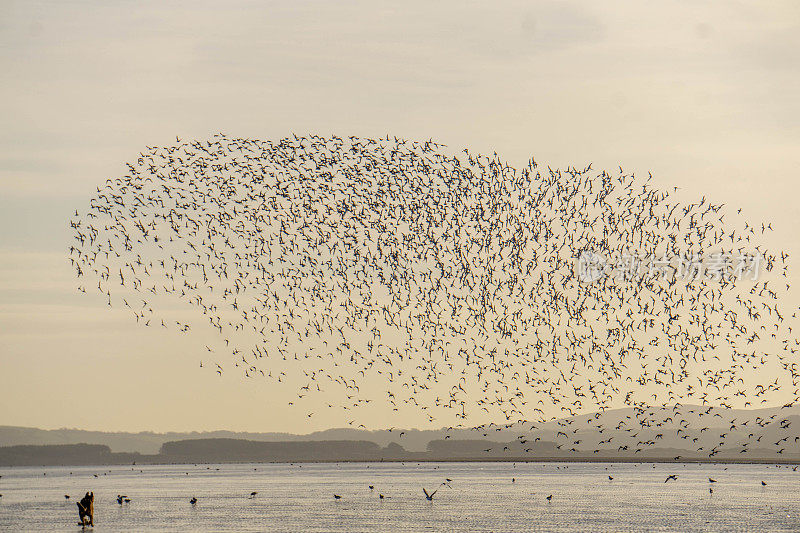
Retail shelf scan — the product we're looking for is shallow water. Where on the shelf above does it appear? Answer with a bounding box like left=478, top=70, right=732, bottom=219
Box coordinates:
left=0, top=462, right=798, bottom=532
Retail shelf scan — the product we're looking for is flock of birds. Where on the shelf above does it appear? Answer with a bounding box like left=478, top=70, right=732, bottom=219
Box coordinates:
left=68, top=133, right=799, bottom=458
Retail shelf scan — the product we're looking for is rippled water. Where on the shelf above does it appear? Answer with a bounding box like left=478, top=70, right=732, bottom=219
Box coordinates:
left=0, top=462, right=798, bottom=531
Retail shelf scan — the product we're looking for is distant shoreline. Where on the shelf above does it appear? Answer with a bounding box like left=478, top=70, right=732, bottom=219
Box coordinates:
left=3, top=457, right=799, bottom=468
left=2, top=437, right=799, bottom=467
left=2, top=440, right=798, bottom=468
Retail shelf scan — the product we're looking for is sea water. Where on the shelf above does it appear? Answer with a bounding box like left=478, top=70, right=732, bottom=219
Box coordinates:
left=0, top=462, right=798, bottom=531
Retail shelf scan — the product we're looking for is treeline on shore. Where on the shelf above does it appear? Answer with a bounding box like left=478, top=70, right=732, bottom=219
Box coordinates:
left=1, top=438, right=798, bottom=466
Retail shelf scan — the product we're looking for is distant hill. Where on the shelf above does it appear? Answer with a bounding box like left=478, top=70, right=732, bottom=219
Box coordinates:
left=1, top=436, right=796, bottom=466
left=0, top=444, right=142, bottom=466
left=2, top=404, right=797, bottom=459
left=0, top=426, right=297, bottom=454
left=160, top=438, right=404, bottom=463
left=0, top=426, right=450, bottom=454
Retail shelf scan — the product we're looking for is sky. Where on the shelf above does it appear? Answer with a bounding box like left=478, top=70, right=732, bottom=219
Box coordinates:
left=1, top=0, right=799, bottom=433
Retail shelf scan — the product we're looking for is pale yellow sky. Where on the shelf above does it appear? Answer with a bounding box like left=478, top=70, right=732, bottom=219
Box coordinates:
left=1, top=0, right=799, bottom=433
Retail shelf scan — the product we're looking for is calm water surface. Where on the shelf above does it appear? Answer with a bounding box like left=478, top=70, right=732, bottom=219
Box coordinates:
left=0, top=462, right=798, bottom=531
